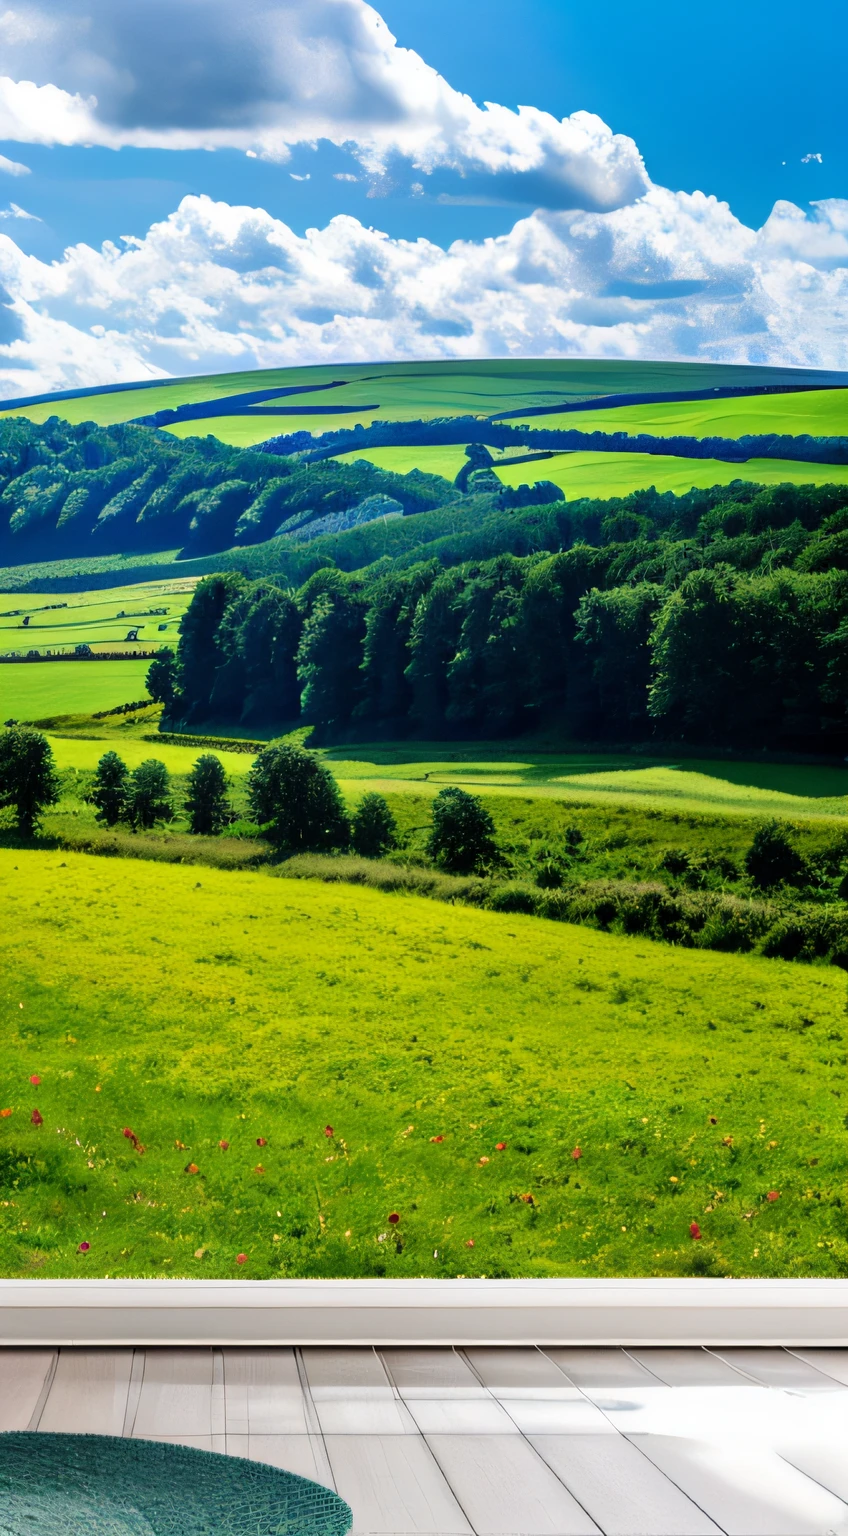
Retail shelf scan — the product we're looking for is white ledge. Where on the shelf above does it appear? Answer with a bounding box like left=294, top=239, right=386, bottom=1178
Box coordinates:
left=1, top=1278, right=846, bottom=1347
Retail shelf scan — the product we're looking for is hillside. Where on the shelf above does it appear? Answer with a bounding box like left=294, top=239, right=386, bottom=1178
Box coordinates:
left=1, top=848, right=844, bottom=1280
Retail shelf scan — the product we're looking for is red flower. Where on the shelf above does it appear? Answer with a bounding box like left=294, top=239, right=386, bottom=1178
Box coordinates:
left=123, top=1128, right=137, bottom=1142
left=572, top=1146, right=582, bottom=1160
left=236, top=1252, right=248, bottom=1266
left=219, top=1140, right=229, bottom=1151
left=185, top=1162, right=199, bottom=1175
left=78, top=1241, right=90, bottom=1253
left=430, top=1135, right=444, bottom=1143
left=465, top=1239, right=475, bottom=1247
left=31, top=1109, right=43, bottom=1127
left=0, top=1108, right=11, bottom=1118
left=324, top=1126, right=334, bottom=1138
left=689, top=1222, right=702, bottom=1240
left=256, top=1137, right=267, bottom=1147
left=30, top=1075, right=41, bottom=1087
left=496, top=1142, right=507, bottom=1151
left=388, top=1212, right=400, bottom=1225
left=766, top=1190, right=780, bottom=1202
left=254, top=1164, right=265, bottom=1174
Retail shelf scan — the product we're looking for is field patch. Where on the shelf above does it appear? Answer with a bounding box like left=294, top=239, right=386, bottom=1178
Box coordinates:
left=0, top=579, right=196, bottom=660
left=0, top=661, right=154, bottom=721
left=493, top=451, right=848, bottom=500
left=0, top=848, right=845, bottom=1280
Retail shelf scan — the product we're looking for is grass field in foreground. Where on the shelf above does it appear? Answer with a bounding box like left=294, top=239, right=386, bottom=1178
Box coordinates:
left=0, top=662, right=153, bottom=721
left=0, top=848, right=845, bottom=1280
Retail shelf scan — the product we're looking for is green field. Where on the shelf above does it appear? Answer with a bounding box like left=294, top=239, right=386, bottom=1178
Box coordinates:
left=507, top=387, right=848, bottom=440
left=0, top=579, right=197, bottom=659
left=1, top=847, right=844, bottom=1280
left=334, top=445, right=848, bottom=500
left=0, top=662, right=153, bottom=721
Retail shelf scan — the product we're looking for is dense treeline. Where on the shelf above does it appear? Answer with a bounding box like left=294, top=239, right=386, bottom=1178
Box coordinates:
left=0, top=416, right=456, bottom=561
left=169, top=479, right=848, bottom=751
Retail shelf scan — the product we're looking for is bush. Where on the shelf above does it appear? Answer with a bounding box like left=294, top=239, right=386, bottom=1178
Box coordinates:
left=90, top=750, right=129, bottom=827
left=145, top=649, right=177, bottom=708
left=427, top=786, right=497, bottom=874
left=488, top=883, right=540, bottom=915
left=185, top=754, right=230, bottom=836
left=247, top=742, right=349, bottom=852
left=745, top=820, right=805, bottom=889
left=128, top=759, right=172, bottom=830
left=351, top=793, right=397, bottom=859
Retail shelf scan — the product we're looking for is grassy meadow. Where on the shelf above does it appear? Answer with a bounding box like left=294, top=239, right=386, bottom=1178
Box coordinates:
left=1, top=847, right=846, bottom=1281
left=0, top=661, right=153, bottom=720
left=0, top=579, right=196, bottom=659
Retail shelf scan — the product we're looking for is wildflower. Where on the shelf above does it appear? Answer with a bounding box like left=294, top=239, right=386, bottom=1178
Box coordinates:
left=185, top=1163, right=199, bottom=1175
left=219, top=1140, right=229, bottom=1151
left=78, top=1241, right=90, bottom=1253
left=465, top=1239, right=475, bottom=1247
left=388, top=1212, right=400, bottom=1225
left=689, top=1223, right=702, bottom=1240
left=478, top=1156, right=490, bottom=1165
left=430, top=1135, right=444, bottom=1143
left=377, top=1233, right=387, bottom=1242
left=95, top=1085, right=102, bottom=1093
left=401, top=1125, right=414, bottom=1138
left=324, top=1126, right=334, bottom=1138
left=194, top=1248, right=206, bottom=1260
left=669, top=1176, right=678, bottom=1184
left=254, top=1164, right=265, bottom=1174
left=30, top=1075, right=41, bottom=1087
left=519, top=1193, right=535, bottom=1205
left=236, top=1253, right=247, bottom=1266
left=0, top=1109, right=11, bottom=1119
left=174, top=1140, right=187, bottom=1150
left=496, top=1142, right=507, bottom=1151
left=766, top=1190, right=780, bottom=1202
left=256, top=1137, right=267, bottom=1147
left=31, top=1109, right=43, bottom=1127
left=572, top=1146, right=582, bottom=1161
left=722, top=1135, right=734, bottom=1146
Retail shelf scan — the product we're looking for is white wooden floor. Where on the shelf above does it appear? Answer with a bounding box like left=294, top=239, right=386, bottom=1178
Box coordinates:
left=2, top=1347, right=848, bottom=1536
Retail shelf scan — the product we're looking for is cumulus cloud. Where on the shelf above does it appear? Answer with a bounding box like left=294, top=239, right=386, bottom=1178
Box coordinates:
left=0, top=152, right=29, bottom=175
left=0, top=190, right=845, bottom=398
left=0, top=0, right=647, bottom=211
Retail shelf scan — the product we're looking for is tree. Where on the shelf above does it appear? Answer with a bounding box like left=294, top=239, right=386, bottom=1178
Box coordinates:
left=128, top=758, right=172, bottom=830
left=428, top=786, right=497, bottom=873
left=247, top=742, right=349, bottom=852
left=91, top=750, right=129, bottom=826
left=745, top=820, right=805, bottom=889
left=185, top=754, right=230, bottom=836
left=351, top=793, right=397, bottom=859
left=0, top=726, right=59, bottom=834
left=146, top=649, right=178, bottom=708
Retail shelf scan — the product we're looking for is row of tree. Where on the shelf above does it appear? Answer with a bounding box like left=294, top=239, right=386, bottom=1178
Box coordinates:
left=162, top=482, right=848, bottom=750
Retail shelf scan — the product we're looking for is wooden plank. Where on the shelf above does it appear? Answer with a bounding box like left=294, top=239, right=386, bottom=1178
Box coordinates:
left=223, top=1347, right=309, bottom=1435
left=135, top=1434, right=214, bottom=1452
left=325, top=1433, right=472, bottom=1535
left=531, top=1433, right=722, bottom=1536
left=789, top=1348, right=848, bottom=1386
left=406, top=1398, right=518, bottom=1434
left=627, top=1349, right=752, bottom=1386
left=302, top=1347, right=416, bottom=1435
left=425, top=1433, right=602, bottom=1535
left=709, top=1346, right=843, bottom=1389
left=38, top=1348, right=133, bottom=1435
left=464, top=1348, right=578, bottom=1398
left=226, top=1433, right=328, bottom=1483
left=503, top=1397, right=614, bottom=1436
left=132, top=1347, right=216, bottom=1439
left=545, top=1348, right=663, bottom=1389
left=626, top=1432, right=848, bottom=1536
left=381, top=1348, right=486, bottom=1399
left=0, top=1350, right=55, bottom=1430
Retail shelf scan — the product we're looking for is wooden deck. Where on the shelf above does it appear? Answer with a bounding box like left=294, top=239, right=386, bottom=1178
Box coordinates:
left=2, top=1346, right=847, bottom=1535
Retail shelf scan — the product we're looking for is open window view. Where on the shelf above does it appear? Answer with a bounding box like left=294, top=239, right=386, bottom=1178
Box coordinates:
left=0, top=1, right=846, bottom=1532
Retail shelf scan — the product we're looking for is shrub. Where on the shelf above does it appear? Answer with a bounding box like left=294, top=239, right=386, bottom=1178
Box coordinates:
left=128, top=759, right=172, bottom=830
left=90, top=750, right=129, bottom=827
left=145, top=649, right=177, bottom=708
left=351, top=793, right=397, bottom=859
left=185, top=754, right=230, bottom=836
left=247, top=742, right=349, bottom=852
left=427, top=786, right=497, bottom=874
left=488, top=883, right=540, bottom=915
left=745, top=820, right=805, bottom=889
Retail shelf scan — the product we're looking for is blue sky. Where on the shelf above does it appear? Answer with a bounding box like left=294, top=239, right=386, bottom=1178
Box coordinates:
left=0, top=0, right=844, bottom=394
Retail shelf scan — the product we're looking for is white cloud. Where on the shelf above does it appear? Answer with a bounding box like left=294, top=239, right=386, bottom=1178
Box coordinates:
left=0, top=200, right=37, bottom=218
left=0, top=188, right=845, bottom=398
left=0, top=0, right=648, bottom=211
left=0, top=152, right=29, bottom=175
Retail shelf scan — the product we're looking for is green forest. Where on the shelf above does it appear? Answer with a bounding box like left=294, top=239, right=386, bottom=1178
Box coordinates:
left=164, top=478, right=848, bottom=754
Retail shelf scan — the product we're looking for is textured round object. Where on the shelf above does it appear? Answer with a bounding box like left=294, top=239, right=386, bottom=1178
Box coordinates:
left=0, top=1433, right=352, bottom=1536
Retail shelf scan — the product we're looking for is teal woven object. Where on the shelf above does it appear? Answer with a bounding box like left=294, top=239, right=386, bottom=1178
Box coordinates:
left=0, top=1433, right=352, bottom=1536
